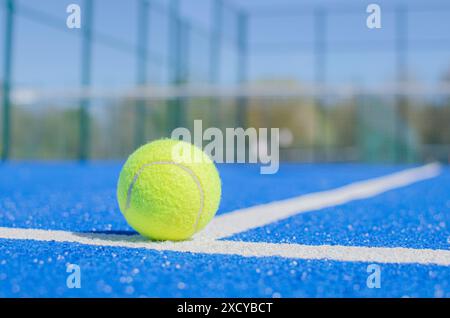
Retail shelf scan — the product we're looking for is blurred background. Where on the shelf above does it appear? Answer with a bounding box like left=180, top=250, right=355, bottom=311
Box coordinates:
left=1, top=0, right=450, bottom=163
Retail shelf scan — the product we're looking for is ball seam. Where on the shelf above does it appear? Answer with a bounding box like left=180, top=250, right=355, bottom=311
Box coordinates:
left=125, top=161, right=205, bottom=235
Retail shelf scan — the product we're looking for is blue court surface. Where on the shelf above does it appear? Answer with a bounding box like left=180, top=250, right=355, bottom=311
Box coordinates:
left=0, top=162, right=449, bottom=297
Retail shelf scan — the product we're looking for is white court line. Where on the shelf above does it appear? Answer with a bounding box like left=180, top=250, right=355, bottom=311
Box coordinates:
left=0, top=227, right=449, bottom=266
left=196, top=163, right=442, bottom=240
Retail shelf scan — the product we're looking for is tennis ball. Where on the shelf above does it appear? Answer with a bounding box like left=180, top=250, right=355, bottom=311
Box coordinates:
left=117, top=139, right=221, bottom=241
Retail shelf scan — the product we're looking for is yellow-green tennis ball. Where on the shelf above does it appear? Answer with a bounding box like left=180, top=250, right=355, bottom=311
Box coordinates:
left=117, top=139, right=221, bottom=241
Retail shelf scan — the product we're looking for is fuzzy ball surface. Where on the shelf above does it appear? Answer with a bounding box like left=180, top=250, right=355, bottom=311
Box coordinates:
left=117, top=139, right=222, bottom=241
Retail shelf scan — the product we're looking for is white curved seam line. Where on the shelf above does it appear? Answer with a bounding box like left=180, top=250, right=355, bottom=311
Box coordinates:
left=126, top=161, right=204, bottom=233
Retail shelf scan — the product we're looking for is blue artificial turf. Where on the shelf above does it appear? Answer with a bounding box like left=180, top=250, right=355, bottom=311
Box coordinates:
left=0, top=239, right=448, bottom=298
left=0, top=162, right=402, bottom=232
left=228, top=168, right=450, bottom=250
left=0, top=162, right=449, bottom=297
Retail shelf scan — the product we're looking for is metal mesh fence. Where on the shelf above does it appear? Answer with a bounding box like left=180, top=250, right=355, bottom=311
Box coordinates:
left=1, top=1, right=450, bottom=163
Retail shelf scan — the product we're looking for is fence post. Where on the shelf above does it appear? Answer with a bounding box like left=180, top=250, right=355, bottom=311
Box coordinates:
left=236, top=10, right=248, bottom=129
left=2, top=0, right=15, bottom=161
left=135, top=0, right=150, bottom=148
left=181, top=21, right=190, bottom=85
left=210, top=0, right=223, bottom=127
left=395, top=5, right=408, bottom=163
left=168, top=0, right=183, bottom=131
left=314, top=8, right=327, bottom=162
left=79, top=0, right=93, bottom=161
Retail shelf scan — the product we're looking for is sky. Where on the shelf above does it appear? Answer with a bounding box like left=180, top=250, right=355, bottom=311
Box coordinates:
left=1, top=0, right=450, bottom=91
